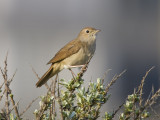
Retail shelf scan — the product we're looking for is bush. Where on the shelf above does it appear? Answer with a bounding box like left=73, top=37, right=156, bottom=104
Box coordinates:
left=0, top=54, right=160, bottom=120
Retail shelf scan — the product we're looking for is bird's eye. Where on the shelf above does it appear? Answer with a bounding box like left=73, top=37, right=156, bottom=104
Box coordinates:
left=86, top=30, right=89, bottom=33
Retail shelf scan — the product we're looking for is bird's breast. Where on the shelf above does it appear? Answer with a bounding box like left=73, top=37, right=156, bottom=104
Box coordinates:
left=61, top=40, right=96, bottom=67
left=61, top=48, right=93, bottom=67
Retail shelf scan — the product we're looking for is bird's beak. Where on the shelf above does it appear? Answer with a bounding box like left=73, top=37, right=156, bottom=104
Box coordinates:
left=95, top=29, right=101, bottom=33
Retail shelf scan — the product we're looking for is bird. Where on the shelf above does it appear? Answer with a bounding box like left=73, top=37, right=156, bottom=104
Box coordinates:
left=36, top=27, right=100, bottom=87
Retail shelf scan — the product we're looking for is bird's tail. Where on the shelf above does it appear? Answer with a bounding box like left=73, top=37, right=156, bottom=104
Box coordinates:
left=36, top=66, right=53, bottom=87
left=36, top=63, right=63, bottom=87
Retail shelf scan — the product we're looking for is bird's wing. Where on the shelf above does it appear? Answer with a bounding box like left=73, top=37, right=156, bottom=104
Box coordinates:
left=47, top=39, right=81, bottom=64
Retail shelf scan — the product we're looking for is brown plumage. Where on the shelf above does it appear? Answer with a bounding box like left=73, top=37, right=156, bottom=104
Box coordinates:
left=47, top=39, right=81, bottom=64
left=36, top=27, right=100, bottom=87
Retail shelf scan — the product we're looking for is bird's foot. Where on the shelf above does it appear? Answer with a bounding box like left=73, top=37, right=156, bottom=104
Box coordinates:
left=80, top=65, right=87, bottom=71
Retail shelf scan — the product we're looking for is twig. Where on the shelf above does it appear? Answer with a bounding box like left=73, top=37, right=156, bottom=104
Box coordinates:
left=48, top=78, right=55, bottom=119
left=52, top=74, right=58, bottom=119
left=5, top=68, right=20, bottom=120
left=69, top=68, right=76, bottom=80
left=10, top=94, right=20, bottom=120
left=57, top=77, right=64, bottom=120
left=1, top=109, right=8, bottom=120
left=0, top=81, right=4, bottom=90
left=0, top=53, right=22, bottom=120
left=77, top=55, right=93, bottom=81
left=3, top=67, right=20, bottom=120
left=30, top=65, right=40, bottom=80
left=145, top=88, right=160, bottom=107
left=10, top=99, right=20, bottom=112
left=1, top=87, right=7, bottom=101
left=101, top=69, right=112, bottom=84
left=105, top=70, right=126, bottom=93
left=133, top=89, right=136, bottom=119
left=150, top=106, right=160, bottom=119
left=38, top=104, right=47, bottom=120
left=49, top=79, right=55, bottom=92
left=2, top=52, right=10, bottom=120
left=135, top=67, right=155, bottom=119
left=8, top=69, right=17, bottom=85
left=48, top=75, right=58, bottom=119
left=31, top=65, right=50, bottom=91
left=0, top=81, right=5, bottom=101
left=138, top=66, right=155, bottom=106
left=134, top=88, right=160, bottom=120
left=112, top=102, right=124, bottom=118
left=20, top=96, right=39, bottom=116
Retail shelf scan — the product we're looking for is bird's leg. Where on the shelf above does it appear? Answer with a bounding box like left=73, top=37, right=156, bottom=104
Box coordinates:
left=64, top=65, right=85, bottom=79
left=64, top=65, right=76, bottom=78
left=64, top=65, right=85, bottom=69
left=69, top=65, right=87, bottom=71
left=64, top=64, right=86, bottom=75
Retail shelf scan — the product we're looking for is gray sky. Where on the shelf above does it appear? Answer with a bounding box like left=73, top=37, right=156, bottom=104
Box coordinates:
left=0, top=0, right=160, bottom=119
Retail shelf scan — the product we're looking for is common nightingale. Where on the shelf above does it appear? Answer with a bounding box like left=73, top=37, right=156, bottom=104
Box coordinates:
left=36, top=27, right=100, bottom=87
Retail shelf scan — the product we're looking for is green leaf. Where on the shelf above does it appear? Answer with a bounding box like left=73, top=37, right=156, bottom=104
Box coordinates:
left=69, top=111, right=76, bottom=119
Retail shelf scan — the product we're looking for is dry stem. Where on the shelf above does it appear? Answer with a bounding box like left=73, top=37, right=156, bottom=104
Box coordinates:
left=10, top=94, right=20, bottom=119
left=1, top=53, right=10, bottom=120
left=0, top=53, right=21, bottom=120
left=52, top=74, right=58, bottom=119
left=20, top=96, right=39, bottom=117
left=105, top=70, right=126, bottom=93
left=138, top=66, right=155, bottom=106
left=57, top=77, right=64, bottom=120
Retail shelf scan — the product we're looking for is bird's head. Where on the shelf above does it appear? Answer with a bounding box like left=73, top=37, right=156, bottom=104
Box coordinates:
left=78, top=27, right=100, bottom=43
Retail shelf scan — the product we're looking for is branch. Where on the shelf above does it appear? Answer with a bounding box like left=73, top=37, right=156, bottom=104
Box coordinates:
left=101, top=69, right=112, bottom=84
left=20, top=96, right=39, bottom=117
left=77, top=55, right=93, bottom=81
left=105, top=70, right=126, bottom=93
left=52, top=75, right=58, bottom=119
left=57, top=77, right=64, bottom=120
left=0, top=53, right=10, bottom=120
left=138, top=66, right=155, bottom=106
left=10, top=94, right=20, bottom=120
left=8, top=69, right=17, bottom=85
left=31, top=65, right=50, bottom=91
